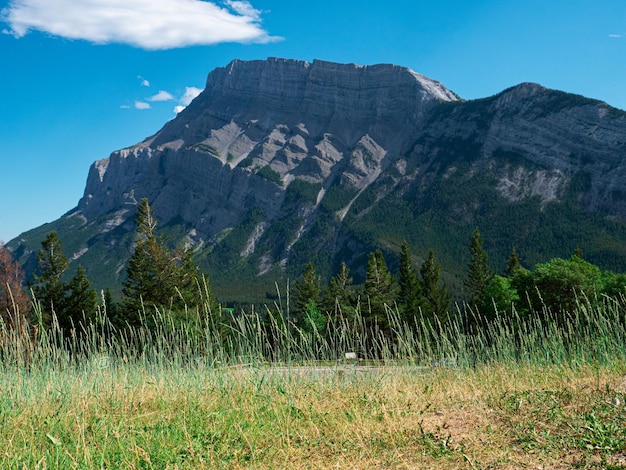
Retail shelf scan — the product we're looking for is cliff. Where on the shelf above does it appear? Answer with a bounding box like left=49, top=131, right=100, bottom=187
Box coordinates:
left=10, top=58, right=626, bottom=298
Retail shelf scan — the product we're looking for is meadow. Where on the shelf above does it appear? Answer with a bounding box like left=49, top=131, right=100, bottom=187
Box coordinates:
left=1, top=296, right=626, bottom=469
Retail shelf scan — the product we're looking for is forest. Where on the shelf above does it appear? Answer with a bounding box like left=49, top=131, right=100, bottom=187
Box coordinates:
left=2, top=197, right=626, bottom=357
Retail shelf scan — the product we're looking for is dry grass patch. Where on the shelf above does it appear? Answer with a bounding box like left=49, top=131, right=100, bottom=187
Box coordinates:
left=1, top=362, right=626, bottom=468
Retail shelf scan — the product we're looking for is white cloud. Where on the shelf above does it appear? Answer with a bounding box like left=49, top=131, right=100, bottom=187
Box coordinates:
left=609, top=34, right=623, bottom=38
left=225, top=0, right=260, bottom=20
left=134, top=101, right=151, bottom=110
left=180, top=87, right=203, bottom=105
left=138, top=76, right=150, bottom=87
left=2, top=0, right=279, bottom=49
left=174, top=86, right=203, bottom=113
left=149, top=90, right=175, bottom=102
left=120, top=104, right=131, bottom=109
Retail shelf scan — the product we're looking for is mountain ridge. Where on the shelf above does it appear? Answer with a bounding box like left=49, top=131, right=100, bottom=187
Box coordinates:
left=10, top=58, right=626, bottom=301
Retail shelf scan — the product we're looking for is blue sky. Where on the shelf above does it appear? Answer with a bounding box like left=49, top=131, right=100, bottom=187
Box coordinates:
left=1, top=0, right=625, bottom=242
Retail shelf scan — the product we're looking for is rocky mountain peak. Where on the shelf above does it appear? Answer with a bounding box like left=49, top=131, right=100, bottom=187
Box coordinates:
left=13, top=57, right=626, bottom=298
left=148, top=57, right=459, bottom=151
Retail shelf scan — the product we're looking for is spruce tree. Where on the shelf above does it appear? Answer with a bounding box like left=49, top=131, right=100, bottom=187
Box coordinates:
left=323, top=262, right=354, bottom=319
left=397, top=241, right=423, bottom=322
left=420, top=249, right=451, bottom=322
left=293, top=261, right=322, bottom=324
left=364, top=249, right=396, bottom=332
left=506, top=248, right=522, bottom=277
left=122, top=198, right=207, bottom=326
left=103, top=287, right=119, bottom=324
left=64, top=264, right=98, bottom=330
left=32, top=232, right=69, bottom=328
left=464, top=228, right=493, bottom=307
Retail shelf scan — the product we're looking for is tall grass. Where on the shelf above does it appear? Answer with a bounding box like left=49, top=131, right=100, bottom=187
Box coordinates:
left=2, top=289, right=625, bottom=373
left=2, top=292, right=626, bottom=468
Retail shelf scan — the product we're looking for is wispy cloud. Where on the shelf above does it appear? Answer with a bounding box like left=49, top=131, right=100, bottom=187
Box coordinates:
left=174, top=86, right=203, bottom=114
left=134, top=101, right=151, bottom=110
left=138, top=76, right=151, bottom=87
left=149, top=90, right=175, bottom=102
left=181, top=87, right=203, bottom=106
left=609, top=33, right=623, bottom=38
left=2, top=0, right=279, bottom=49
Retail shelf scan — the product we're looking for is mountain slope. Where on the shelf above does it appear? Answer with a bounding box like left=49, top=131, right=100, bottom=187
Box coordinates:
left=10, top=58, right=626, bottom=301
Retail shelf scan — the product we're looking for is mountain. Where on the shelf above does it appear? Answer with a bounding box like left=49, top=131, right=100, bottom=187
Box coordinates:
left=9, top=58, right=626, bottom=301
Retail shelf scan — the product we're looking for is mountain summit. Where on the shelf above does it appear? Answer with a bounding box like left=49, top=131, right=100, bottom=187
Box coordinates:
left=79, top=58, right=458, bottom=225
left=11, top=58, right=626, bottom=299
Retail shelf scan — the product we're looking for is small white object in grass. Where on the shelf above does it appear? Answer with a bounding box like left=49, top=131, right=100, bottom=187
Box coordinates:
left=345, top=352, right=357, bottom=360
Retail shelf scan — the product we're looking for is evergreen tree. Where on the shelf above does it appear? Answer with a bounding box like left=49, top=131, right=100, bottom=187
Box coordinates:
left=397, top=241, right=423, bottom=322
left=364, top=249, right=396, bottom=332
left=293, top=261, right=322, bottom=324
left=103, top=287, right=119, bottom=324
left=506, top=248, right=522, bottom=277
left=0, top=242, right=30, bottom=330
left=323, top=262, right=355, bottom=319
left=64, top=264, right=98, bottom=330
left=32, top=232, right=69, bottom=328
left=122, top=198, right=208, bottom=326
left=301, top=298, right=328, bottom=335
left=419, top=249, right=451, bottom=322
left=464, top=228, right=493, bottom=307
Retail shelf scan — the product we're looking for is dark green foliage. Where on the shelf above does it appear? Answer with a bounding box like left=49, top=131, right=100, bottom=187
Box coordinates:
left=237, top=157, right=254, bottom=168
left=481, top=275, right=519, bottom=319
left=320, top=182, right=359, bottom=212
left=419, top=250, right=451, bottom=322
left=190, top=143, right=220, bottom=156
left=397, top=241, right=423, bottom=322
left=256, top=165, right=283, bottom=186
left=206, top=208, right=265, bottom=271
left=322, top=262, right=355, bottom=319
left=121, top=199, right=212, bottom=327
left=103, top=287, right=119, bottom=321
left=293, top=262, right=322, bottom=324
left=31, top=233, right=100, bottom=333
left=64, top=264, right=98, bottom=329
left=285, top=179, right=322, bottom=204
left=364, top=250, right=396, bottom=332
left=300, top=298, right=327, bottom=335
left=511, top=255, right=604, bottom=318
left=31, top=232, right=70, bottom=327
left=506, top=248, right=523, bottom=276
left=464, top=228, right=493, bottom=307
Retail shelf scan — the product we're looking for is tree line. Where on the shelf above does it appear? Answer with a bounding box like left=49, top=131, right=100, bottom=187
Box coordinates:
left=0, top=199, right=220, bottom=338
left=1, top=199, right=626, bottom=344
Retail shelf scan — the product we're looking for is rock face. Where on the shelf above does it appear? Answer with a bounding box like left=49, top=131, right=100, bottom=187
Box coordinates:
left=11, top=58, right=626, bottom=297
left=80, top=58, right=457, bottom=224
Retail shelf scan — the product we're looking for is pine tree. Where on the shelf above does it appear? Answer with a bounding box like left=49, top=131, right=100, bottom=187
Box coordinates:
left=323, top=262, right=355, bottom=319
left=397, top=241, right=423, bottom=322
left=293, top=261, right=322, bottom=324
left=103, top=287, right=119, bottom=324
left=64, top=264, right=98, bottom=330
left=122, top=198, right=208, bottom=326
left=506, top=248, right=522, bottom=277
left=32, top=232, right=69, bottom=328
left=364, top=249, right=396, bottom=332
left=0, top=242, right=30, bottom=330
left=420, top=249, right=451, bottom=322
left=464, top=228, right=493, bottom=307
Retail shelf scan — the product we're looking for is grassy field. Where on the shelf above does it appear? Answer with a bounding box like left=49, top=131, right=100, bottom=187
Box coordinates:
left=1, top=298, right=626, bottom=468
